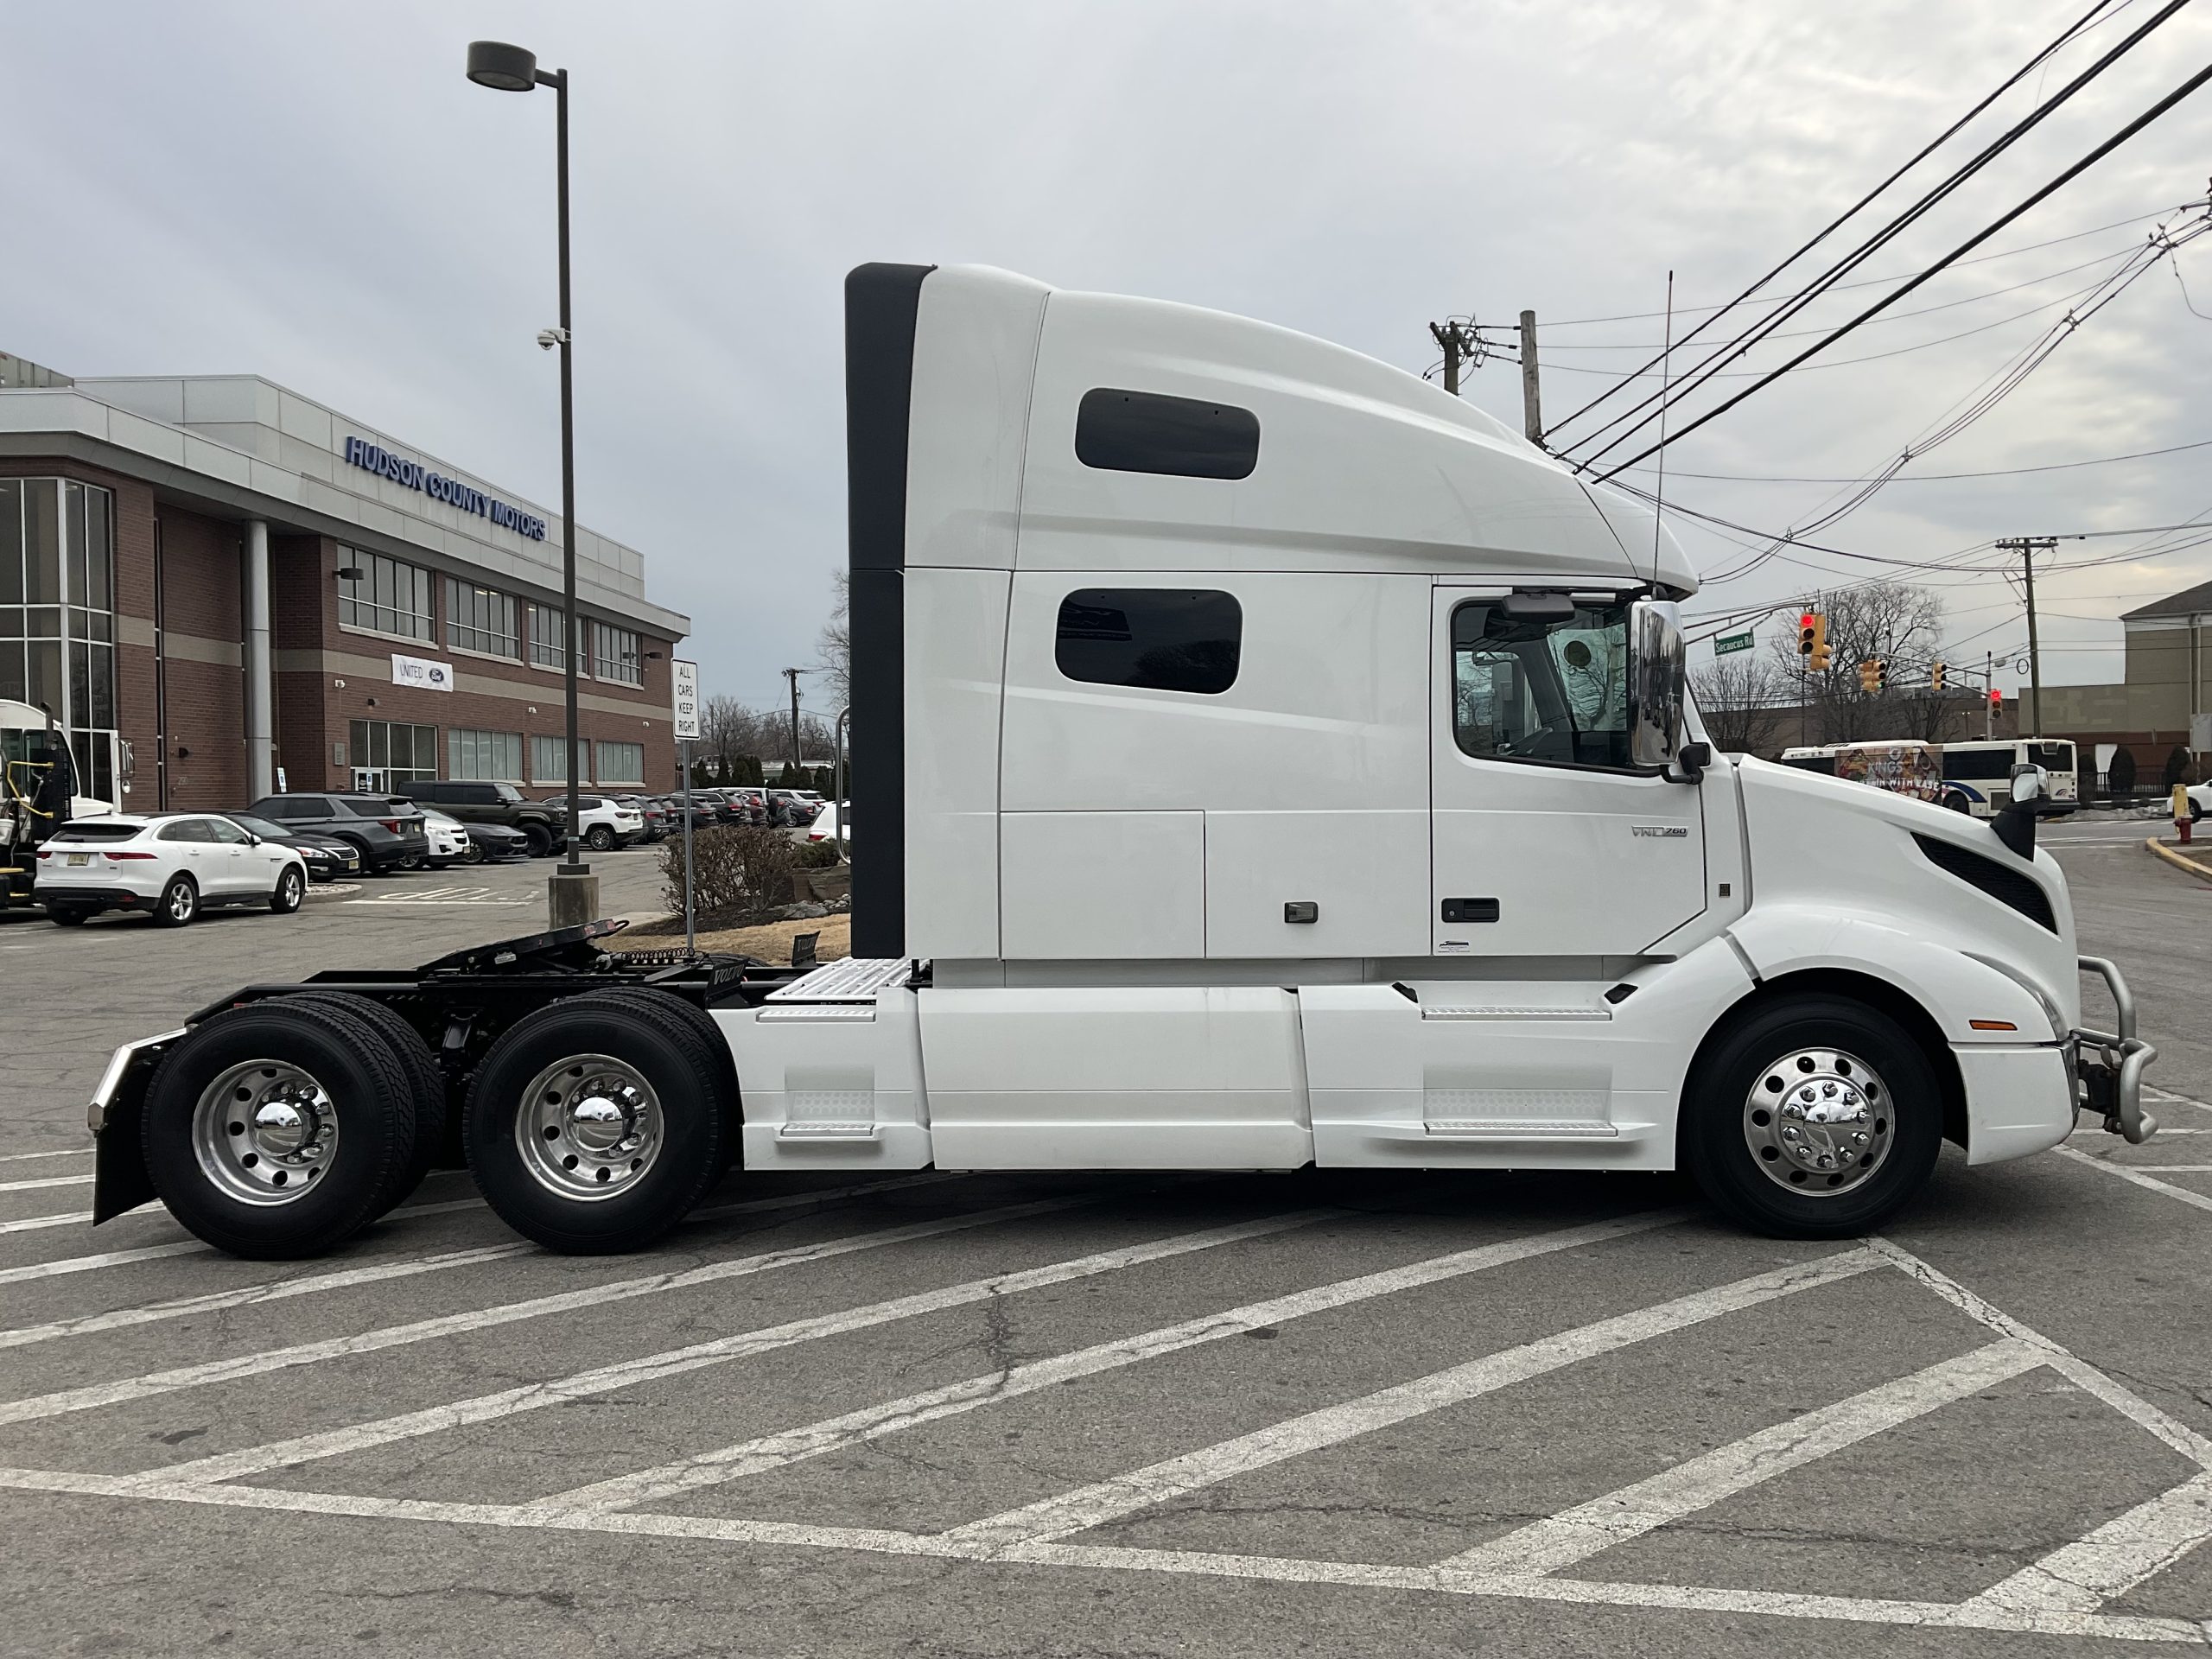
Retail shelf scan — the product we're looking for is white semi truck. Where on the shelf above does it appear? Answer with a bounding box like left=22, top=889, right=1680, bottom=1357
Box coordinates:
left=86, top=263, right=2156, bottom=1258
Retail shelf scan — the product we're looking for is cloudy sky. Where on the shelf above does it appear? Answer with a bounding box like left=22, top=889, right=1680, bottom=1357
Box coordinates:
left=9, top=0, right=2210, bottom=715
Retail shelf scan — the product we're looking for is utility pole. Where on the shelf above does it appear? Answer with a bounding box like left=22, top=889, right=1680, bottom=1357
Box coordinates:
left=782, top=666, right=804, bottom=772
left=1518, top=309, right=1543, bottom=443
left=1996, top=537, right=2056, bottom=735
left=1428, top=319, right=1478, bottom=397
left=1986, top=650, right=1994, bottom=740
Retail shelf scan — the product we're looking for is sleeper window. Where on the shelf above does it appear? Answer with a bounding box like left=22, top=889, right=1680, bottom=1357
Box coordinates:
left=1074, top=390, right=1260, bottom=480
left=1452, top=599, right=1632, bottom=769
left=1055, top=588, right=1242, bottom=696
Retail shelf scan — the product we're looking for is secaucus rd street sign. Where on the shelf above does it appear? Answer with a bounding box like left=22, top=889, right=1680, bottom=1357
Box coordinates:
left=1713, top=630, right=1755, bottom=656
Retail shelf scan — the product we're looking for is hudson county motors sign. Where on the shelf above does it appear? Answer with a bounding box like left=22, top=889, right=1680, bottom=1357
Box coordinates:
left=343, top=436, right=549, bottom=541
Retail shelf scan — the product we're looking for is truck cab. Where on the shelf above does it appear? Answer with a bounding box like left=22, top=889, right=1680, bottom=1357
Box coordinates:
left=86, top=264, right=2155, bottom=1258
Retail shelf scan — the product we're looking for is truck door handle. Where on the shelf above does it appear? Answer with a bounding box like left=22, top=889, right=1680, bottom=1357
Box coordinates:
left=1440, top=898, right=1500, bottom=924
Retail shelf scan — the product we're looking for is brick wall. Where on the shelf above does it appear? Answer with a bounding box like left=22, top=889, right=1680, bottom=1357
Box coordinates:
left=152, top=505, right=245, bottom=808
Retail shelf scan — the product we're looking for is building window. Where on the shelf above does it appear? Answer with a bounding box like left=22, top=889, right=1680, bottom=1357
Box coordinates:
left=527, top=601, right=582, bottom=671
left=596, top=740, right=645, bottom=785
left=0, top=478, right=118, bottom=803
left=349, top=719, right=439, bottom=785
left=1054, top=588, right=1243, bottom=696
left=446, top=579, right=518, bottom=658
left=450, top=728, right=524, bottom=782
left=338, top=550, right=434, bottom=641
left=593, top=622, right=643, bottom=686
left=531, top=733, right=573, bottom=785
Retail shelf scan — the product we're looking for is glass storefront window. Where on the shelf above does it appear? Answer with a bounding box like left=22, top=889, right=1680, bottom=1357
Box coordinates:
left=337, top=550, right=434, bottom=641
left=0, top=479, right=118, bottom=803
left=349, top=719, right=439, bottom=785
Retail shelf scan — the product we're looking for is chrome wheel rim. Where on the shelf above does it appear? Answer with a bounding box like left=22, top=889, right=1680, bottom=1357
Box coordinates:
left=515, top=1053, right=664, bottom=1200
left=280, top=870, right=301, bottom=907
left=1744, top=1046, right=1893, bottom=1196
left=192, top=1060, right=338, bottom=1205
left=167, top=881, right=194, bottom=921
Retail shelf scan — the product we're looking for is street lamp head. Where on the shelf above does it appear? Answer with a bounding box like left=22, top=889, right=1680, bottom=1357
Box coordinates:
left=466, top=40, right=540, bottom=92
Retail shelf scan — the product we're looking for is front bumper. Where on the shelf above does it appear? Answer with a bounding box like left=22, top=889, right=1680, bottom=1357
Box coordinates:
left=2075, top=955, right=2158, bottom=1145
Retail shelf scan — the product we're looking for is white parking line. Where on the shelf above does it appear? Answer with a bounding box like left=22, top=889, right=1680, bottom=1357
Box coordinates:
left=0, top=1147, right=90, bottom=1165
left=0, top=1242, right=209, bottom=1287
left=346, top=887, right=526, bottom=906
left=2056, top=1147, right=2212, bottom=1217
left=2147, top=1085, right=2212, bottom=1116
left=0, top=1210, right=97, bottom=1236
left=941, top=1250, right=1878, bottom=1554
left=135, top=1209, right=1337, bottom=1491
left=0, top=1172, right=92, bottom=1193
left=1439, top=1338, right=2041, bottom=1577
left=540, top=1210, right=1687, bottom=1516
left=1965, top=1469, right=2212, bottom=1617
left=0, top=1198, right=1086, bottom=1432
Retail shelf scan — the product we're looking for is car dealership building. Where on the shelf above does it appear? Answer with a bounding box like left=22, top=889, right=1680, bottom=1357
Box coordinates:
left=0, top=348, right=690, bottom=811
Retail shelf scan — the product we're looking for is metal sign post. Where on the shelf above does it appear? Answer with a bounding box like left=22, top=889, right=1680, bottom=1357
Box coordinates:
left=672, top=659, right=700, bottom=956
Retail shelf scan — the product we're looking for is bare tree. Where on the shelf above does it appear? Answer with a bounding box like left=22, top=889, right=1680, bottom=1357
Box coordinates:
left=1691, top=651, right=1790, bottom=756
left=815, top=569, right=851, bottom=710
left=1767, top=582, right=1962, bottom=746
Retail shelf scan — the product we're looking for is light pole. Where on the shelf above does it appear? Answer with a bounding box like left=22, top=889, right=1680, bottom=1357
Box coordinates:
left=467, top=39, right=595, bottom=928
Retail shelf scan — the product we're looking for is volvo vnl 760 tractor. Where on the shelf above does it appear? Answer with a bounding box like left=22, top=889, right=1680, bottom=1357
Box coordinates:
left=83, top=264, right=2156, bottom=1258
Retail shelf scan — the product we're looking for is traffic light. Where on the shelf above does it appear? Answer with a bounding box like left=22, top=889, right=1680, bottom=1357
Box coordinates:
left=1798, top=613, right=1816, bottom=657
left=1808, top=613, right=1832, bottom=672
left=1875, top=658, right=1888, bottom=691
left=1989, top=687, right=2003, bottom=712
left=1858, top=659, right=1879, bottom=694
left=1930, top=661, right=1947, bottom=691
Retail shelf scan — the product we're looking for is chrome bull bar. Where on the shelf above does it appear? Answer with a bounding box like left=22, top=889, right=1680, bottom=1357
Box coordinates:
left=2075, top=955, right=2158, bottom=1146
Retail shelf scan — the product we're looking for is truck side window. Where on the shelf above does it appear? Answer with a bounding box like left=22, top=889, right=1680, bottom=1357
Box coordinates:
left=1074, top=389, right=1260, bottom=480
left=1055, top=588, right=1242, bottom=696
left=1452, top=599, right=1632, bottom=769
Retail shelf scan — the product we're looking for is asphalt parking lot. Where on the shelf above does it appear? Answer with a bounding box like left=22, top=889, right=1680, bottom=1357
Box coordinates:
left=0, top=820, right=2207, bottom=1657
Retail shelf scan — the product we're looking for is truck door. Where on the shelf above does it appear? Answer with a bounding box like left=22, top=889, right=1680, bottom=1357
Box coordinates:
left=1431, top=587, right=1706, bottom=957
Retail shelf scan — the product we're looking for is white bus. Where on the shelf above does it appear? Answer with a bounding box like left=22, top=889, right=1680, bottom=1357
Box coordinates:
left=1780, top=738, right=2078, bottom=817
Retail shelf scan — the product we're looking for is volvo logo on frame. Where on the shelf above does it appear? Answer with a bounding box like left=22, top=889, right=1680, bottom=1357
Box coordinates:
left=342, top=436, right=550, bottom=541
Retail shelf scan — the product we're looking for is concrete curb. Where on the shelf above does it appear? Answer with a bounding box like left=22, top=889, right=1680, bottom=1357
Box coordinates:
left=2145, top=837, right=2212, bottom=884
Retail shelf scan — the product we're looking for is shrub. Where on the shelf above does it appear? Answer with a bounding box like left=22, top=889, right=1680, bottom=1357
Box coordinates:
left=792, top=836, right=842, bottom=869
left=658, top=824, right=796, bottom=921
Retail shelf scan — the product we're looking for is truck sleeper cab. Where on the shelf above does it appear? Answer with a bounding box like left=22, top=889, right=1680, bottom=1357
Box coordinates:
left=86, top=264, right=2155, bottom=1259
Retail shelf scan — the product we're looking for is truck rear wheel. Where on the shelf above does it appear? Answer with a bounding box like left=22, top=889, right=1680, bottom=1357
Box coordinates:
left=463, top=993, right=728, bottom=1254
left=140, top=1000, right=420, bottom=1258
left=283, top=991, right=450, bottom=1205
left=1681, top=994, right=1942, bottom=1240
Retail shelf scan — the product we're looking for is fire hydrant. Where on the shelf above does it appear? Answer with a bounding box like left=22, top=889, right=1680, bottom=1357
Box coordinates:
left=2178, top=783, right=2194, bottom=846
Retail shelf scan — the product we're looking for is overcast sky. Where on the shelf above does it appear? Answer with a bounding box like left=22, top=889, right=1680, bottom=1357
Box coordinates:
left=8, top=0, right=2210, bottom=715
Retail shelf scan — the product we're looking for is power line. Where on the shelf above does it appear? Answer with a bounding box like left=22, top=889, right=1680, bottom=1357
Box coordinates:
left=1585, top=60, right=2212, bottom=481
left=1611, top=435, right=2212, bottom=485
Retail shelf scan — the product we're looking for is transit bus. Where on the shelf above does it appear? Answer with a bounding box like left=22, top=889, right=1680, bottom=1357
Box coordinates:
left=1779, top=737, right=2078, bottom=817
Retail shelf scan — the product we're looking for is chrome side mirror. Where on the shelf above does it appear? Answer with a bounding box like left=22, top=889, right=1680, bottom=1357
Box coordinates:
left=2009, top=761, right=2045, bottom=804
left=1630, top=598, right=1688, bottom=772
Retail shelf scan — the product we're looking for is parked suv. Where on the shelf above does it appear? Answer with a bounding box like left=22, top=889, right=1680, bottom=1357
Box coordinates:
left=534, top=792, right=646, bottom=851
left=394, top=779, right=563, bottom=858
left=765, top=788, right=819, bottom=827
left=243, top=793, right=429, bottom=874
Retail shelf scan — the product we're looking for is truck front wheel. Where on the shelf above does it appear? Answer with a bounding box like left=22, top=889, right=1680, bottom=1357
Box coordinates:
left=1681, top=995, right=1942, bottom=1240
left=463, top=993, right=728, bottom=1254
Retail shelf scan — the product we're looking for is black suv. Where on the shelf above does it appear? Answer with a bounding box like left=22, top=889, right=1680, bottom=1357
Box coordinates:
left=393, top=779, right=563, bottom=857
left=243, top=793, right=429, bottom=874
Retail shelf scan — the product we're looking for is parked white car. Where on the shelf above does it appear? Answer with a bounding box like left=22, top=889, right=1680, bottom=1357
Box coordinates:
left=795, top=803, right=849, bottom=846
left=536, top=793, right=646, bottom=851
left=36, top=813, right=308, bottom=926
left=420, top=809, right=473, bottom=868
left=2184, top=781, right=2209, bottom=822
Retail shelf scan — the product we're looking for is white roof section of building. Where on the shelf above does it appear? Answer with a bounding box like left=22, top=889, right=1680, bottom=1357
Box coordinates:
left=0, top=375, right=688, bottom=639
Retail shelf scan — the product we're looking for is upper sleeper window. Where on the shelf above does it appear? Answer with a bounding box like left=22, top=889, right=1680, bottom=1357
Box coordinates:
left=1075, top=389, right=1260, bottom=480
left=1055, top=588, right=1243, bottom=696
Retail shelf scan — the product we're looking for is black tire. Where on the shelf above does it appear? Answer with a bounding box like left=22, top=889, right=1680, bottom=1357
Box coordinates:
left=1942, top=791, right=1972, bottom=814
left=153, top=874, right=198, bottom=927
left=284, top=991, right=451, bottom=1205
left=522, top=822, right=555, bottom=858
left=594, top=988, right=745, bottom=1171
left=141, top=1000, right=419, bottom=1258
left=2191, top=801, right=2204, bottom=823
left=1681, top=994, right=1942, bottom=1240
left=459, top=840, right=485, bottom=865
left=464, top=992, right=728, bottom=1253
left=47, top=906, right=89, bottom=926
left=399, top=853, right=425, bottom=872
left=270, top=865, right=305, bottom=914
left=586, top=823, right=614, bottom=852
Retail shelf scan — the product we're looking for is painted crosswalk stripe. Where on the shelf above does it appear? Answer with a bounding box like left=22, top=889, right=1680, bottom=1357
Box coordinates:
left=0, top=1198, right=1086, bottom=1431
left=539, top=1209, right=1688, bottom=1517
left=132, top=1210, right=1336, bottom=1490
left=1437, top=1338, right=2041, bottom=1577
left=1962, top=1468, right=2212, bottom=1616
left=941, top=1249, right=1878, bottom=1554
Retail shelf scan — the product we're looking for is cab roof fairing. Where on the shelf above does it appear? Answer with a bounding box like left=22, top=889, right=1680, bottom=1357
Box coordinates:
left=899, top=264, right=1700, bottom=592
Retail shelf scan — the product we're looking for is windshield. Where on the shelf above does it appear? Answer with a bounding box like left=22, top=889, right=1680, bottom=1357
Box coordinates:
left=228, top=816, right=286, bottom=839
